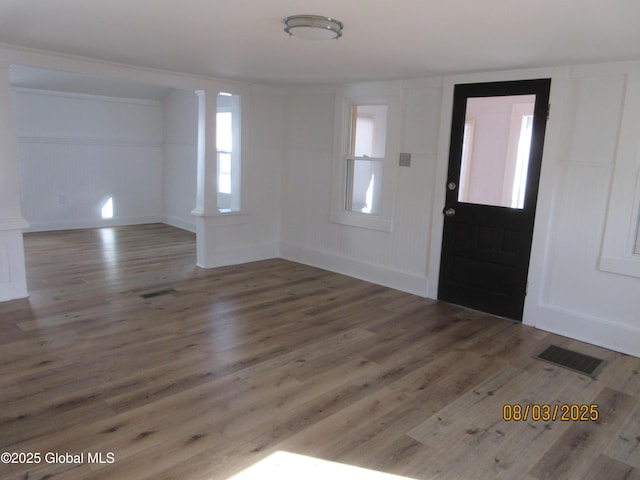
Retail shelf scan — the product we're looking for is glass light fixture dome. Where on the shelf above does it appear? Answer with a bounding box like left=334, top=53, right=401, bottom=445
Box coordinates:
left=284, top=15, right=344, bottom=40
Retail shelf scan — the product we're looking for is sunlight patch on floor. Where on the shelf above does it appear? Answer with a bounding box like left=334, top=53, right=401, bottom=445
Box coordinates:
left=226, top=451, right=417, bottom=480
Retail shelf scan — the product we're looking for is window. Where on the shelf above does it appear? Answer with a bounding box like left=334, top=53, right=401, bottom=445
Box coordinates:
left=599, top=73, right=640, bottom=277
left=345, top=105, right=387, bottom=215
left=330, top=86, right=399, bottom=232
left=216, top=92, right=241, bottom=213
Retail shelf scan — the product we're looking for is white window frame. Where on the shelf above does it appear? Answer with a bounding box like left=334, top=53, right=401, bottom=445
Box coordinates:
left=599, top=74, right=640, bottom=278
left=216, top=92, right=242, bottom=214
left=330, top=87, right=400, bottom=232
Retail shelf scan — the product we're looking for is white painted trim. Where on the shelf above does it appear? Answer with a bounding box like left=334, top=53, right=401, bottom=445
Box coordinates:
left=190, top=209, right=250, bottom=225
left=11, top=86, right=162, bottom=106
left=25, top=216, right=164, bottom=232
left=280, top=242, right=429, bottom=297
left=0, top=218, right=29, bottom=231
left=329, top=211, right=393, bottom=232
left=0, top=229, right=28, bottom=301
left=0, top=42, right=239, bottom=92
left=599, top=255, right=640, bottom=279
left=16, top=135, right=163, bottom=148
left=196, top=242, right=279, bottom=269
left=570, top=61, right=640, bottom=78
left=523, top=75, right=572, bottom=327
left=534, top=303, right=640, bottom=358
left=599, top=74, right=640, bottom=278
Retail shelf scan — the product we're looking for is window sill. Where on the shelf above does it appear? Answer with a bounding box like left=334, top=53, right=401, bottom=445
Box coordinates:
left=599, top=255, right=640, bottom=279
left=191, top=209, right=249, bottom=226
left=330, top=211, right=392, bottom=232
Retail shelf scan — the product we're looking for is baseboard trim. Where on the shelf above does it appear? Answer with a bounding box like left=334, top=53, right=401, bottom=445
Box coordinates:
left=25, top=216, right=164, bottom=232
left=197, top=243, right=280, bottom=269
left=532, top=303, right=640, bottom=358
left=279, top=242, right=429, bottom=297
left=0, top=229, right=28, bottom=301
left=0, top=284, right=27, bottom=302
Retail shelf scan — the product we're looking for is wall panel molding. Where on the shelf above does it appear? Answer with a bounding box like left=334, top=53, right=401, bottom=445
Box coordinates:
left=16, top=135, right=163, bottom=148
left=25, top=215, right=163, bottom=233
left=12, top=86, right=162, bottom=106
left=535, top=303, right=640, bottom=358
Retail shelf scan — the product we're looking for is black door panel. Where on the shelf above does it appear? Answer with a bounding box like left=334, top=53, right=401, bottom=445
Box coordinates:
left=438, top=79, right=551, bottom=321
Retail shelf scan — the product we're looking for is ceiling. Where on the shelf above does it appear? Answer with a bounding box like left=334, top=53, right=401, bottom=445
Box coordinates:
left=1, top=0, right=639, bottom=85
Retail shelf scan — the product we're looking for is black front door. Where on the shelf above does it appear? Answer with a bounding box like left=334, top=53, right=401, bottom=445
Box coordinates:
left=438, top=79, right=551, bottom=321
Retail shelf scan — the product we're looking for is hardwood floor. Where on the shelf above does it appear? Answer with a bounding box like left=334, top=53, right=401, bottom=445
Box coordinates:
left=0, top=223, right=638, bottom=480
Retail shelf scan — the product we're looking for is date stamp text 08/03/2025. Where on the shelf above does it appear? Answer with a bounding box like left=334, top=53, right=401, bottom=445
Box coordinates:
left=502, top=403, right=599, bottom=422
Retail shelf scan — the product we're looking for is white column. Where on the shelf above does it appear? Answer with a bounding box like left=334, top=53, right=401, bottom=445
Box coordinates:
left=0, top=64, right=29, bottom=301
left=192, top=90, right=218, bottom=217
left=191, top=89, right=218, bottom=267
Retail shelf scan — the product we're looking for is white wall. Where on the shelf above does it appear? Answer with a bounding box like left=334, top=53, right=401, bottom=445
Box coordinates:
left=280, top=79, right=442, bottom=295
left=13, top=88, right=164, bottom=231
left=530, top=67, right=640, bottom=356
left=162, top=89, right=198, bottom=232
left=280, top=67, right=640, bottom=357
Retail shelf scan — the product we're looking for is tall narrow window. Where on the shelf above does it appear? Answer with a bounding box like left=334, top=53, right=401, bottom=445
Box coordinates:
left=345, top=105, right=387, bottom=215
left=216, top=92, right=241, bottom=212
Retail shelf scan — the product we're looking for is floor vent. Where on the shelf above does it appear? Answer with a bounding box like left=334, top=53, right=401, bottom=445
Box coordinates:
left=140, top=288, right=177, bottom=299
left=535, top=345, right=604, bottom=377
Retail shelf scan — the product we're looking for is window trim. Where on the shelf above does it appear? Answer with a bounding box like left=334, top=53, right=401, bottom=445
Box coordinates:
left=330, top=89, right=400, bottom=232
left=599, top=73, right=640, bottom=278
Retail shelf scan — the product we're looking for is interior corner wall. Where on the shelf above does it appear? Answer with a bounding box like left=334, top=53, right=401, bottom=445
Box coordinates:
left=162, top=89, right=198, bottom=232
left=13, top=88, right=164, bottom=231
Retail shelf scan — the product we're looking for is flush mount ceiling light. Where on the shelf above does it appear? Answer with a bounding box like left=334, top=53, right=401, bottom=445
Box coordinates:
left=284, top=15, right=344, bottom=40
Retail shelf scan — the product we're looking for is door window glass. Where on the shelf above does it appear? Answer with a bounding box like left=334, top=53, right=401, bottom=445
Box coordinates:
left=458, top=95, right=536, bottom=209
